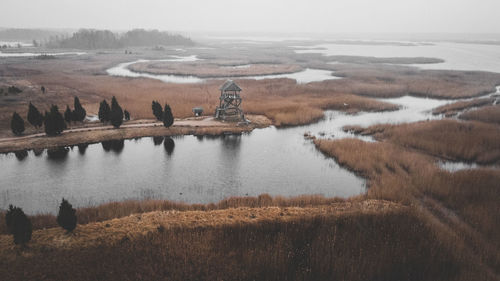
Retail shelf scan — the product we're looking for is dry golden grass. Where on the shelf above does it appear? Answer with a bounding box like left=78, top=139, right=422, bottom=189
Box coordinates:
left=314, top=138, right=500, bottom=275
left=1, top=203, right=487, bottom=281
left=0, top=194, right=345, bottom=234
left=0, top=69, right=399, bottom=136
left=460, top=104, right=500, bottom=125
left=356, top=120, right=500, bottom=164
left=0, top=200, right=400, bottom=251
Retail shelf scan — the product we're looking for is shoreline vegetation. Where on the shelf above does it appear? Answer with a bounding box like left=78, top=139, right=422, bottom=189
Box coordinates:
left=341, top=119, right=500, bottom=165
left=4, top=199, right=476, bottom=281
left=0, top=115, right=271, bottom=153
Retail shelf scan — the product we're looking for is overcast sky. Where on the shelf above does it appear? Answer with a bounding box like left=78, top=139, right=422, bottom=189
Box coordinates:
left=1, top=0, right=499, bottom=34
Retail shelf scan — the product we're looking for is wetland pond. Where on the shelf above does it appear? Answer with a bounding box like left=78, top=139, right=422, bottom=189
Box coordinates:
left=2, top=92, right=492, bottom=214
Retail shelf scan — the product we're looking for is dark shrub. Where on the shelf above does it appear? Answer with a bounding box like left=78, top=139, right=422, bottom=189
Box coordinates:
left=10, top=112, right=25, bottom=135
left=124, top=110, right=130, bottom=121
left=110, top=96, right=123, bottom=128
left=152, top=100, right=163, bottom=121
left=163, top=104, right=174, bottom=128
left=5, top=205, right=32, bottom=245
left=8, top=86, right=22, bottom=94
left=98, top=99, right=111, bottom=123
left=72, top=96, right=86, bottom=122
left=44, top=105, right=66, bottom=136
left=27, top=102, right=44, bottom=128
left=57, top=198, right=77, bottom=232
left=64, top=105, right=72, bottom=124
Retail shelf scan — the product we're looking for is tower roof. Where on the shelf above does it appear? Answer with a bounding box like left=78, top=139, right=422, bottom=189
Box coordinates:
left=220, top=80, right=241, bottom=92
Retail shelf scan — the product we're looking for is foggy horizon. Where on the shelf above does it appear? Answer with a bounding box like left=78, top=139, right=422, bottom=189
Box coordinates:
left=1, top=0, right=500, bottom=35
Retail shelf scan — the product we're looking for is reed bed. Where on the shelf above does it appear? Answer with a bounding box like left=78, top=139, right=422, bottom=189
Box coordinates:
left=129, top=61, right=303, bottom=78
left=1, top=208, right=485, bottom=281
left=314, top=138, right=500, bottom=274
left=460, top=104, right=500, bottom=125
left=0, top=194, right=345, bottom=234
left=432, top=98, right=495, bottom=116
left=357, top=120, right=500, bottom=164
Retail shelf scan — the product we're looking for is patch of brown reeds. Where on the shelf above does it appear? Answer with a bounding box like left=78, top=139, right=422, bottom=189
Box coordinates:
left=129, top=61, right=303, bottom=78
left=354, top=120, right=500, bottom=164
left=320, top=65, right=500, bottom=99
left=432, top=98, right=496, bottom=116
left=0, top=194, right=344, bottom=234
left=314, top=138, right=500, bottom=274
left=460, top=104, right=500, bottom=125
left=1, top=207, right=484, bottom=281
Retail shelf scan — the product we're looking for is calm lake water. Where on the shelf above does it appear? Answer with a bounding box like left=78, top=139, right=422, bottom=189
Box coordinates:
left=0, top=127, right=365, bottom=214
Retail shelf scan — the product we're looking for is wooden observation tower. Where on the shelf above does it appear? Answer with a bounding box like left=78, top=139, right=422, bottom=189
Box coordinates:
left=215, top=80, right=244, bottom=121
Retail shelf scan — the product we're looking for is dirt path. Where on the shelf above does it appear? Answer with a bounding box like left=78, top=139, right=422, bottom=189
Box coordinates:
left=0, top=115, right=272, bottom=153
left=0, top=117, right=234, bottom=143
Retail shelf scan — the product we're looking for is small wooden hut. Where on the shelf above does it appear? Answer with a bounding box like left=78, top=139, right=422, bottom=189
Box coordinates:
left=215, top=80, right=244, bottom=121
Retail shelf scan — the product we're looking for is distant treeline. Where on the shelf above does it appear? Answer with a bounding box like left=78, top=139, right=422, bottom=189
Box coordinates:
left=0, top=28, right=68, bottom=41
left=47, top=29, right=195, bottom=49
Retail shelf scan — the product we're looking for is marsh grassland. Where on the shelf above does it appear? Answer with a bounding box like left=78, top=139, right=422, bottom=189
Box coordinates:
left=0, top=41, right=499, bottom=280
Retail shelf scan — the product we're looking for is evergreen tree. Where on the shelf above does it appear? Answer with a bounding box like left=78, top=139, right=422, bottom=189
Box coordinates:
left=10, top=112, right=25, bottom=135
left=44, top=105, right=66, bottom=136
left=124, top=110, right=130, bottom=121
left=64, top=105, right=72, bottom=124
left=152, top=100, right=163, bottom=121
left=27, top=102, right=43, bottom=128
left=98, top=99, right=111, bottom=123
left=110, top=96, right=123, bottom=128
left=57, top=198, right=77, bottom=232
left=72, top=96, right=86, bottom=122
left=162, top=104, right=174, bottom=128
left=5, top=205, right=32, bottom=245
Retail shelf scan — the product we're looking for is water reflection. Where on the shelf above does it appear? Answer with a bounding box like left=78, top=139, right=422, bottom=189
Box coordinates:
left=14, top=150, right=28, bottom=161
left=77, top=143, right=89, bottom=155
left=110, top=139, right=125, bottom=153
left=33, top=149, right=44, bottom=157
left=153, top=136, right=164, bottom=146
left=101, top=141, right=112, bottom=151
left=47, top=147, right=69, bottom=160
left=221, top=135, right=241, bottom=150
left=163, top=137, right=175, bottom=155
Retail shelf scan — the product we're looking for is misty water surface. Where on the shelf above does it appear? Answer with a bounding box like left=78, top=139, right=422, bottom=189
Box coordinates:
left=295, top=42, right=500, bottom=73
